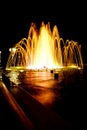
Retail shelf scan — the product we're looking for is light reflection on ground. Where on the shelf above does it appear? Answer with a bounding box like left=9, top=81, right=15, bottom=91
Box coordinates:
left=2, top=66, right=87, bottom=129
left=4, top=68, right=82, bottom=107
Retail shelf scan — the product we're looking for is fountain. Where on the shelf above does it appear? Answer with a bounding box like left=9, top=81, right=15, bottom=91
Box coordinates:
left=6, top=21, right=83, bottom=71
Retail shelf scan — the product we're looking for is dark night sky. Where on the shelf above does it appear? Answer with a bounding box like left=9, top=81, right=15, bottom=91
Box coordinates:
left=0, top=1, right=87, bottom=66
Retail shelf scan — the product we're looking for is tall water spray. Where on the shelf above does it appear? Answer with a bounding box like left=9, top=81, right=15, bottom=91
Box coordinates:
left=6, top=22, right=83, bottom=70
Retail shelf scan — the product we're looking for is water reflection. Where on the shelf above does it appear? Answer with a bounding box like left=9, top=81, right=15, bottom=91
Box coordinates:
left=5, top=70, right=22, bottom=85
left=4, top=68, right=82, bottom=107
left=2, top=68, right=86, bottom=129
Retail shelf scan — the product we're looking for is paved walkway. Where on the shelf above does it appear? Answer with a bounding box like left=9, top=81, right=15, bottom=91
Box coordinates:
left=0, top=80, right=74, bottom=130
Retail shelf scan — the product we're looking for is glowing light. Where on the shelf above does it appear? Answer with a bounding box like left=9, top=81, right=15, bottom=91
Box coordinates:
left=6, top=71, right=21, bottom=85
left=6, top=22, right=83, bottom=70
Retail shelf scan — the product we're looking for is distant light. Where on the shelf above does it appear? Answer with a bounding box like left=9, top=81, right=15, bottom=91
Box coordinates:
left=9, top=48, right=16, bottom=52
left=9, top=48, right=11, bottom=52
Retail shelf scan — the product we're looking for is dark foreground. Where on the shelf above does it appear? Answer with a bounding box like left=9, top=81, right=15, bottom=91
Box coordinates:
left=0, top=67, right=87, bottom=130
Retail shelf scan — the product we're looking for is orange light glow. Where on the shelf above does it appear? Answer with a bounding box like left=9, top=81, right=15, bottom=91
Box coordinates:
left=6, top=21, right=83, bottom=70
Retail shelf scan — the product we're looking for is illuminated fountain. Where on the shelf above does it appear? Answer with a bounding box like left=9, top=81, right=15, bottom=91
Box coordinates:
left=6, top=22, right=83, bottom=71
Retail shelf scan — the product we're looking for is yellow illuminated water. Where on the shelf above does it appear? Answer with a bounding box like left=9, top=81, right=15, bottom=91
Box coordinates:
left=6, top=22, right=83, bottom=70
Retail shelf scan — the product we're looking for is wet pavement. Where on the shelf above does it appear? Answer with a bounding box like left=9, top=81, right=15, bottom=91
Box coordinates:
left=0, top=68, right=87, bottom=129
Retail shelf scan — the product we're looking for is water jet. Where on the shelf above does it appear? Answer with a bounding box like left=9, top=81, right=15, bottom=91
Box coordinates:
left=6, top=22, right=83, bottom=72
